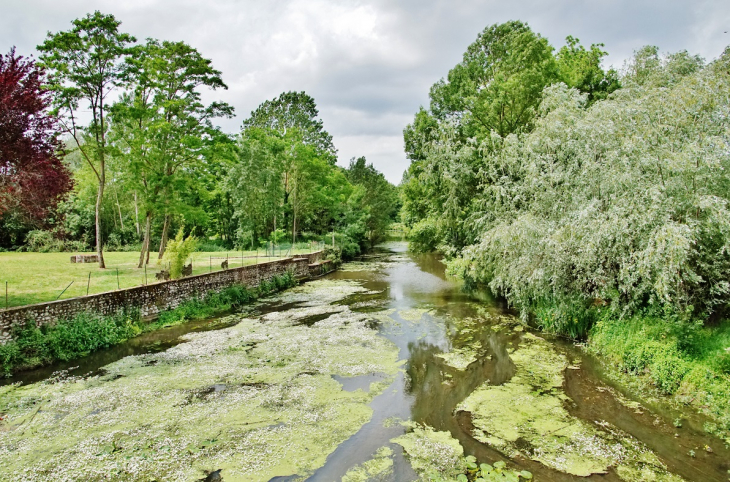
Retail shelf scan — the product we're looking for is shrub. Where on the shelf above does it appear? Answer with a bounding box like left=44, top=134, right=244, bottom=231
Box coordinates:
left=0, top=310, right=141, bottom=376
left=409, top=217, right=439, bottom=253
left=163, top=228, right=198, bottom=279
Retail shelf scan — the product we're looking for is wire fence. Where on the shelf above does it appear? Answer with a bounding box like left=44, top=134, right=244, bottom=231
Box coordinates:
left=1, top=241, right=328, bottom=310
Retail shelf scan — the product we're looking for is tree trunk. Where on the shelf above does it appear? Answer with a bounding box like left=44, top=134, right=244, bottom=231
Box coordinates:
left=158, top=214, right=170, bottom=260
left=138, top=212, right=151, bottom=268
left=134, top=192, right=141, bottom=238
left=95, top=169, right=106, bottom=268
left=114, top=188, right=124, bottom=231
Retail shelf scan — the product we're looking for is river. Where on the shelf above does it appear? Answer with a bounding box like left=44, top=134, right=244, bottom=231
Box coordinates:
left=0, top=242, right=728, bottom=481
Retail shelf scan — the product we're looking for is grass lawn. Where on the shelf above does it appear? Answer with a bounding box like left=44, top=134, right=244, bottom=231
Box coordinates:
left=0, top=245, right=319, bottom=308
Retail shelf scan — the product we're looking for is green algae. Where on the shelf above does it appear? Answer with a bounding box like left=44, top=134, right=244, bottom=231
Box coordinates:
left=458, top=333, right=685, bottom=480
left=435, top=315, right=488, bottom=371
left=0, top=279, right=401, bottom=482
left=396, top=308, right=433, bottom=322
left=435, top=346, right=479, bottom=371
left=392, top=423, right=466, bottom=480
left=341, top=446, right=394, bottom=482
left=265, top=279, right=378, bottom=307
left=339, top=260, right=390, bottom=272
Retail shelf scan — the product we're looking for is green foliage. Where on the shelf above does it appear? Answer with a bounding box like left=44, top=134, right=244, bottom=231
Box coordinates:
left=408, top=217, right=439, bottom=253
left=163, top=228, right=197, bottom=278
left=0, top=311, right=141, bottom=376
left=346, top=157, right=399, bottom=248
left=322, top=246, right=342, bottom=265
left=38, top=11, right=137, bottom=266
left=589, top=314, right=730, bottom=439
left=556, top=36, right=620, bottom=103
left=241, top=91, right=337, bottom=164
left=24, top=229, right=88, bottom=253
left=425, top=46, right=730, bottom=337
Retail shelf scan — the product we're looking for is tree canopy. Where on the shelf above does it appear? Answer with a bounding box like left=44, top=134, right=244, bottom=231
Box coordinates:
left=0, top=48, right=71, bottom=235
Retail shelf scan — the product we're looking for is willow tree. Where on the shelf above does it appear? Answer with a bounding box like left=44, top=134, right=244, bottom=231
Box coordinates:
left=38, top=11, right=135, bottom=268
left=450, top=49, right=730, bottom=336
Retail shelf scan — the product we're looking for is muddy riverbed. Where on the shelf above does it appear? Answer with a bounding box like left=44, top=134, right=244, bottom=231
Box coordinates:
left=1, top=242, right=728, bottom=481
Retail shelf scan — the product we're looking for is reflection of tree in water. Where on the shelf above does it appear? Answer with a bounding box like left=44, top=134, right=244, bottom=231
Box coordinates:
left=405, top=328, right=515, bottom=434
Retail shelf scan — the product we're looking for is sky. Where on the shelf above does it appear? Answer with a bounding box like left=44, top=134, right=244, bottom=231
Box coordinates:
left=1, top=1, right=728, bottom=183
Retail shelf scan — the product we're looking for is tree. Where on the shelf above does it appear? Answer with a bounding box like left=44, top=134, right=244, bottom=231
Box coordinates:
left=556, top=36, right=620, bottom=104
left=429, top=20, right=558, bottom=139
left=38, top=11, right=135, bottom=268
left=346, top=157, right=398, bottom=247
left=110, top=39, right=233, bottom=267
left=448, top=50, right=730, bottom=336
left=0, top=48, right=71, bottom=232
left=242, top=91, right=337, bottom=164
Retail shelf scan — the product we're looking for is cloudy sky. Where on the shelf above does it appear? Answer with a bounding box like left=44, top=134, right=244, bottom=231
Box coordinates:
left=2, top=1, right=728, bottom=182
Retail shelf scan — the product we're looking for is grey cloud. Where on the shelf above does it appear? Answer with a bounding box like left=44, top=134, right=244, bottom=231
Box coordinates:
left=2, top=0, right=728, bottom=183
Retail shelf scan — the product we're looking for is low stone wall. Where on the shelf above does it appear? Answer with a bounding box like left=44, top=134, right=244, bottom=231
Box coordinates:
left=0, top=251, right=330, bottom=344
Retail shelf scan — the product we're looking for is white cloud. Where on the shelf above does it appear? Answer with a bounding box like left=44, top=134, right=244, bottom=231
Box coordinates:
left=2, top=0, right=728, bottom=183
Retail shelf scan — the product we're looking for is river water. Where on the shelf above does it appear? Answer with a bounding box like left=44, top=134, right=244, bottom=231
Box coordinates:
left=1, top=242, right=728, bottom=481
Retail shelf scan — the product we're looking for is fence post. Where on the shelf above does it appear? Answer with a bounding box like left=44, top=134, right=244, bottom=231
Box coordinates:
left=144, top=263, right=147, bottom=285
left=116, top=268, right=120, bottom=290
left=57, top=281, right=74, bottom=300
left=87, top=272, right=91, bottom=295
left=5, top=281, right=7, bottom=310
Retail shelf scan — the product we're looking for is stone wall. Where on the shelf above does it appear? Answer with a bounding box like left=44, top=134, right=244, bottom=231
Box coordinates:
left=0, top=251, right=329, bottom=344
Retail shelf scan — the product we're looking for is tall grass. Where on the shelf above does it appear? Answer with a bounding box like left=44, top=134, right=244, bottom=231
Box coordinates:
left=0, top=272, right=297, bottom=376
left=589, top=312, right=730, bottom=442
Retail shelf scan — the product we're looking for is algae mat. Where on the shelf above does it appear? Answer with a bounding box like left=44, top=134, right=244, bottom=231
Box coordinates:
left=458, top=333, right=684, bottom=481
left=0, top=279, right=401, bottom=481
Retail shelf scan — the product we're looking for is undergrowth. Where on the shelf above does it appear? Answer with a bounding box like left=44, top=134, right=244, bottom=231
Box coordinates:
left=588, top=312, right=730, bottom=443
left=0, top=272, right=297, bottom=377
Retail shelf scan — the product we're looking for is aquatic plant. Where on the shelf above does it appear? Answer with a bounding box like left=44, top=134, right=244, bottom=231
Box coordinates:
left=392, top=423, right=532, bottom=482
left=0, top=279, right=401, bottom=481
left=459, top=333, right=685, bottom=480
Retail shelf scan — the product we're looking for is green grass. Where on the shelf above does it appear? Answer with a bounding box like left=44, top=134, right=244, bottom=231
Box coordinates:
left=588, top=313, right=730, bottom=443
left=0, top=245, right=318, bottom=308
left=0, top=272, right=297, bottom=376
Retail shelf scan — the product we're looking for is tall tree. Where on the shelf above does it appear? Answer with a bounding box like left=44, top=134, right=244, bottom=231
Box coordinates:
left=38, top=11, right=135, bottom=267
left=242, top=91, right=337, bottom=164
left=0, top=48, right=71, bottom=231
left=429, top=20, right=558, bottom=139
left=110, top=39, right=233, bottom=267
left=556, top=36, right=620, bottom=104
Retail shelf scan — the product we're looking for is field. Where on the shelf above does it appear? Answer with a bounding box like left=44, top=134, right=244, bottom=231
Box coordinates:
left=0, top=244, right=321, bottom=308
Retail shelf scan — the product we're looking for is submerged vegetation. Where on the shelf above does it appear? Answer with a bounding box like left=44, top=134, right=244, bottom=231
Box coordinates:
left=459, top=333, right=682, bottom=479
left=0, top=278, right=400, bottom=481
left=0, top=272, right=297, bottom=376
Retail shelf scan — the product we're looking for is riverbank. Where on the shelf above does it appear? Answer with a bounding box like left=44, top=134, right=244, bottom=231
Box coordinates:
left=587, top=314, right=730, bottom=445
left=0, top=273, right=297, bottom=377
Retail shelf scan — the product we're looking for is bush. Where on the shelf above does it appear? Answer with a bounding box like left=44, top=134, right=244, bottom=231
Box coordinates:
left=0, top=311, right=141, bottom=376
left=163, top=228, right=198, bottom=279
left=408, top=218, right=439, bottom=253
left=323, top=246, right=342, bottom=265
left=24, top=229, right=89, bottom=252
